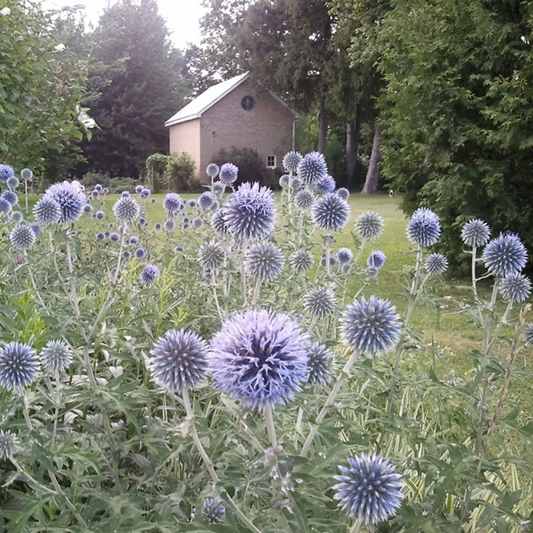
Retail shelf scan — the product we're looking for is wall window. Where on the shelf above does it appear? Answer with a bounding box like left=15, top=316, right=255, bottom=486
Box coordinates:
left=266, top=155, right=276, bottom=168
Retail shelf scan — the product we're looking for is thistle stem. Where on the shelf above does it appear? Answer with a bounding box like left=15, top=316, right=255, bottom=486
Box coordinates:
left=349, top=519, right=364, bottom=533
left=26, top=253, right=47, bottom=312
left=211, top=274, right=224, bottom=323
left=241, top=239, right=248, bottom=306
left=113, top=231, right=126, bottom=284
left=264, top=404, right=277, bottom=450
left=252, top=277, right=261, bottom=307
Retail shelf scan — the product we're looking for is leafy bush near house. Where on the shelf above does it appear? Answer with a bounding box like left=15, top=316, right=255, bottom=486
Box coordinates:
left=163, top=153, right=196, bottom=192
left=146, top=153, right=171, bottom=193
left=110, top=177, right=140, bottom=193
left=211, top=146, right=272, bottom=186
left=81, top=172, right=112, bottom=189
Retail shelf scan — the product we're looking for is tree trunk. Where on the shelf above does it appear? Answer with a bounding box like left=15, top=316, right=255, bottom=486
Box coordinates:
left=317, top=96, right=327, bottom=154
left=345, top=103, right=361, bottom=189
left=362, top=122, right=384, bottom=195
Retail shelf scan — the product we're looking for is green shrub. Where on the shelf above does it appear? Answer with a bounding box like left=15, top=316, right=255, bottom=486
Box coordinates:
left=146, top=153, right=172, bottom=193
left=81, top=172, right=112, bottom=189
left=164, top=152, right=196, bottom=191
left=110, top=177, right=140, bottom=193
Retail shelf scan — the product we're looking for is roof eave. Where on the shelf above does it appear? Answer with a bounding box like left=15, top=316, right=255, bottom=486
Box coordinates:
left=165, top=114, right=202, bottom=127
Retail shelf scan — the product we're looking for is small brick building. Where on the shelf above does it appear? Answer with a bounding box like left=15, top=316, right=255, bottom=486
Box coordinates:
left=165, top=72, right=300, bottom=182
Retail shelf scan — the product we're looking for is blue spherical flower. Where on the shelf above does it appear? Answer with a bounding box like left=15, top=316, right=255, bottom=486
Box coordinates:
left=336, top=188, right=350, bottom=201
left=121, top=191, right=130, bottom=198
left=163, top=193, right=183, bottom=217
left=425, top=253, right=448, bottom=276
left=20, top=168, right=33, bottom=181
left=0, top=430, right=19, bottom=460
left=33, top=197, right=61, bottom=226
left=188, top=199, right=197, bottom=208
left=96, top=232, right=105, bottom=241
left=355, top=212, right=384, bottom=241
left=290, top=177, right=302, bottom=190
left=95, top=210, right=105, bottom=220
left=11, top=211, right=23, bottom=224
left=213, top=181, right=225, bottom=195
left=110, top=232, right=120, bottom=242
left=297, top=152, right=327, bottom=184
left=192, top=217, right=203, bottom=229
left=367, top=250, right=386, bottom=270
left=289, top=250, right=314, bottom=273
left=461, top=219, right=491, bottom=248
left=499, top=273, right=531, bottom=303
left=198, top=240, right=226, bottom=271
left=315, top=175, right=336, bottom=195
left=304, top=286, right=336, bottom=318
left=203, top=498, right=226, bottom=523
left=164, top=218, right=175, bottom=232
left=283, top=151, right=302, bottom=174
left=44, top=181, right=86, bottom=223
left=245, top=241, right=285, bottom=282
left=0, top=342, right=39, bottom=390
left=219, top=163, right=238, bottom=185
left=10, top=224, right=36, bottom=250
left=29, top=223, right=41, bottom=237
left=406, top=208, right=441, bottom=248
left=523, top=323, right=533, bottom=346
left=279, top=174, right=290, bottom=188
left=333, top=454, right=404, bottom=525
left=209, top=309, right=310, bottom=409
left=321, top=253, right=339, bottom=268
left=155, top=223, right=162, bottom=230
left=206, top=163, right=220, bottom=177
left=7, top=176, right=19, bottom=189
left=175, top=245, right=185, bottom=253
left=123, top=250, right=131, bottom=260
left=140, top=264, right=160, bottom=287
left=0, top=164, right=15, bottom=182
left=198, top=191, right=215, bottom=210
left=83, top=204, right=93, bottom=213
left=295, top=189, right=315, bottom=210
left=113, top=195, right=140, bottom=224
left=91, top=189, right=100, bottom=198
left=103, top=187, right=109, bottom=195
left=94, top=184, right=103, bottom=192
left=212, top=208, right=229, bottom=237
left=342, top=263, right=351, bottom=275
left=148, top=330, right=208, bottom=393
left=135, top=247, right=147, bottom=259
left=312, top=193, right=350, bottom=232
left=482, top=233, right=527, bottom=277
left=338, top=248, right=353, bottom=265
left=225, top=182, right=276, bottom=241
left=104, top=230, right=110, bottom=237
left=182, top=217, right=190, bottom=226
left=306, top=343, right=332, bottom=385
left=1, top=190, right=18, bottom=206
left=128, top=236, right=139, bottom=245
left=340, top=296, right=403, bottom=356
left=135, top=185, right=144, bottom=194
left=138, top=217, right=146, bottom=226
left=0, top=198, right=12, bottom=214
left=40, top=340, right=73, bottom=373
left=142, top=188, right=151, bottom=197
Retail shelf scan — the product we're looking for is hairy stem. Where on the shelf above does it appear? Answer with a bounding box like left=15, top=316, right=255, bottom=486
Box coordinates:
left=264, top=404, right=278, bottom=450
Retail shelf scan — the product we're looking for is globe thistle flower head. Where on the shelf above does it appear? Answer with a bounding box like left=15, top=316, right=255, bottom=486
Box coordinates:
left=91, top=189, right=99, bottom=198
left=138, top=217, right=146, bottom=226
left=7, top=176, right=19, bottom=189
left=206, top=163, right=220, bottom=177
left=312, top=193, right=350, bottom=232
left=44, top=181, right=86, bottom=223
left=407, top=208, right=441, bottom=248
left=121, top=191, right=130, bottom=198
left=482, top=233, right=527, bottom=277
left=198, top=240, right=226, bottom=271
left=213, top=181, right=225, bottom=194
left=306, top=343, right=332, bottom=386
left=103, top=187, right=109, bottom=195
left=94, top=184, right=102, bottom=192
left=30, top=223, right=42, bottom=236
left=283, top=151, right=302, bottom=174
left=182, top=217, right=190, bottom=226
left=425, top=253, right=448, bottom=276
left=154, top=223, right=162, bottom=231
left=163, top=193, right=183, bottom=217
left=333, top=454, right=404, bottom=525
left=289, top=177, right=302, bottom=190
left=135, top=247, right=147, bottom=259
left=11, top=211, right=23, bottom=224
left=321, top=253, right=339, bottom=269
left=212, top=208, right=229, bottom=237
left=104, top=230, right=110, bottom=237
left=10, top=224, right=36, bottom=250
left=95, top=210, right=105, bottom=220
left=110, top=232, right=120, bottom=242
left=0, top=342, right=39, bottom=390
left=175, top=245, right=184, bottom=253
left=209, top=309, right=310, bottom=409
left=295, top=189, right=315, bottom=210
left=340, top=296, right=403, bottom=356
left=289, top=250, right=314, bottom=273
left=367, top=266, right=379, bottom=279
left=164, top=218, right=175, bottom=232
left=0, top=430, right=19, bottom=460
left=0, top=198, right=12, bottom=214
left=355, top=212, right=384, bottom=241
left=523, top=323, right=533, bottom=346
left=113, top=195, right=140, bottom=224
left=1, top=190, right=18, bottom=206
left=198, top=191, right=215, bottom=210
left=499, top=273, right=531, bottom=303
left=304, top=286, right=336, bottom=318
left=461, top=219, right=491, bottom=248
left=33, top=197, right=61, bottom=226
left=20, top=168, right=33, bottom=181
left=315, top=175, right=336, bottom=195
left=219, top=163, right=238, bottom=185
left=338, top=248, right=354, bottom=265
left=123, top=250, right=131, bottom=260
left=40, top=340, right=73, bottom=373
left=342, top=263, right=351, bottom=275
left=148, top=329, right=208, bottom=393
left=140, top=264, right=160, bottom=287
left=142, top=188, right=151, bottom=197
left=367, top=250, right=386, bottom=270
left=0, top=164, right=15, bottom=182
left=279, top=174, right=290, bottom=188
left=245, top=241, right=285, bottom=282
left=203, top=498, right=226, bottom=523
left=225, top=182, right=275, bottom=241
left=128, top=235, right=139, bottom=245
left=135, top=185, right=143, bottom=194
left=297, top=152, right=327, bottom=184
left=336, top=187, right=350, bottom=201
left=192, top=217, right=203, bottom=229
left=188, top=199, right=197, bottom=208
left=96, top=232, right=105, bottom=242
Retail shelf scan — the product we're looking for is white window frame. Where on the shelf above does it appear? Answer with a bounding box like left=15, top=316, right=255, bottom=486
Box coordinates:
left=266, top=155, right=277, bottom=169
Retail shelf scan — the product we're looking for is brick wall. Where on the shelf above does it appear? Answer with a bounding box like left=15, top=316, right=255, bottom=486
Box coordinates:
left=169, top=118, right=201, bottom=175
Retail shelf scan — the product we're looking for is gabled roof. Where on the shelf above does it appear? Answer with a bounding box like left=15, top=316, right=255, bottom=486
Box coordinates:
left=165, top=72, right=300, bottom=127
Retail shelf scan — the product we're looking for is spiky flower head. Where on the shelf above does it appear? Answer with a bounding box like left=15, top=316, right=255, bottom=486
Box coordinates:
left=354, top=212, right=383, bottom=241
left=461, top=219, right=491, bottom=248
left=312, top=193, right=350, bottom=232
left=523, top=323, right=533, bottom=346
left=43, top=181, right=86, bottom=224
left=121, top=191, right=130, bottom=198
left=140, top=264, right=160, bottom=287
left=113, top=195, right=140, bottom=224
left=219, top=163, right=238, bottom=185
left=83, top=204, right=93, bottom=213
left=20, top=168, right=33, bottom=181
left=164, top=219, right=175, bottom=232
left=425, top=253, right=448, bottom=276
left=128, top=236, right=139, bottom=245
left=1, top=190, right=18, bottom=206
left=154, top=223, right=162, bottom=231
left=175, top=245, right=184, bottom=253
left=304, top=286, right=336, bottom=318
left=315, top=175, right=336, bottom=195
left=40, top=340, right=73, bottom=373
left=482, top=233, right=527, bottom=277
left=135, top=247, right=147, bottom=259
left=142, top=188, right=151, bottom=197
left=297, top=152, right=327, bottom=184
left=188, top=199, right=197, bottom=208
left=213, top=181, right=225, bottom=194
left=367, top=250, right=386, bottom=270
left=295, top=189, right=315, bottom=210
left=10, top=224, right=36, bottom=250
left=30, top=223, right=42, bottom=236
left=407, top=208, right=441, bottom=248
left=336, top=187, right=350, bottom=201
left=306, top=343, right=332, bottom=386
left=0, top=198, right=12, bottom=214
left=279, top=174, right=290, bottom=188
left=11, top=211, right=23, bottom=224
left=163, top=193, right=183, bottom=217
left=0, top=164, right=15, bottom=182
left=499, top=273, right=531, bottom=303
left=7, top=176, right=19, bottom=189
left=338, top=248, right=353, bottom=264
left=96, top=232, right=105, bottom=242
left=192, top=217, right=203, bottom=229
left=203, top=498, right=226, bottom=523
left=33, top=197, right=61, bottom=226
left=225, top=182, right=275, bottom=241
left=289, top=250, right=314, bottom=273
left=245, top=241, right=285, bottom=282
left=209, top=309, right=310, bottom=409
left=340, top=296, right=402, bottom=356
left=0, top=342, right=39, bottom=390
left=367, top=266, right=379, bottom=279
left=0, top=430, right=19, bottom=460
left=135, top=185, right=144, bottom=194
left=198, top=191, right=215, bottom=210
left=212, top=208, right=230, bottom=237
left=91, top=189, right=99, bottom=198
left=148, top=330, right=208, bottom=393
left=333, top=454, right=404, bottom=525
left=198, top=240, right=226, bottom=271
left=283, top=151, right=302, bottom=174
left=110, top=232, right=120, bottom=242
left=94, top=184, right=103, bottom=192
left=95, top=210, right=105, bottom=220
left=206, top=163, right=220, bottom=177
left=342, top=263, right=351, bottom=275
left=290, top=177, right=302, bottom=190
